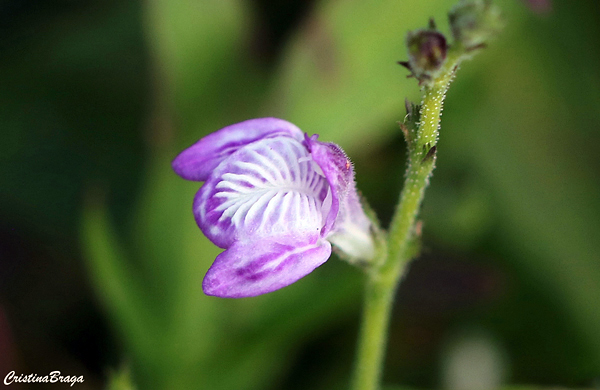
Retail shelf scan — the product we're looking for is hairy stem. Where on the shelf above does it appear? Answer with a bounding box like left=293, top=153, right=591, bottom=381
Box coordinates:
left=385, top=47, right=463, bottom=275
left=351, top=46, right=466, bottom=390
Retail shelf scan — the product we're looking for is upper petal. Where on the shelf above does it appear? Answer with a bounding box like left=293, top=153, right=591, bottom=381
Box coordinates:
left=195, top=137, right=329, bottom=248
left=202, top=234, right=332, bottom=298
left=305, top=135, right=374, bottom=260
left=305, top=135, right=353, bottom=237
left=172, top=118, right=305, bottom=181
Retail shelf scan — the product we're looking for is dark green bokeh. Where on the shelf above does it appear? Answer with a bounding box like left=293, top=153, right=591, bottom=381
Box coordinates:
left=1, top=0, right=599, bottom=389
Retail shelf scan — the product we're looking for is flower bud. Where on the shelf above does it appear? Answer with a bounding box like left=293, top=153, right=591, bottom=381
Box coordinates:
left=449, top=0, right=503, bottom=49
left=406, top=29, right=448, bottom=82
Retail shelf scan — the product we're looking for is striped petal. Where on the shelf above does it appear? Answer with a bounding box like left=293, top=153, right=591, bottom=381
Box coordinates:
left=306, top=135, right=374, bottom=259
left=305, top=135, right=353, bottom=236
left=202, top=234, right=332, bottom=298
left=172, top=118, right=305, bottom=181
left=195, top=137, right=330, bottom=248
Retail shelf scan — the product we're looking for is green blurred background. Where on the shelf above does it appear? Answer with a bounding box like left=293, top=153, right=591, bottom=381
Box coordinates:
left=1, top=0, right=599, bottom=389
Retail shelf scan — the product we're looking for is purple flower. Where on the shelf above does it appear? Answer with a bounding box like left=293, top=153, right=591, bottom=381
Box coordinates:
left=173, top=118, right=375, bottom=298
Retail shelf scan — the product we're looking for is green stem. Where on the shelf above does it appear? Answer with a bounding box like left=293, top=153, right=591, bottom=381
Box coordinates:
left=386, top=47, right=463, bottom=274
left=350, top=270, right=395, bottom=390
left=351, top=46, right=465, bottom=390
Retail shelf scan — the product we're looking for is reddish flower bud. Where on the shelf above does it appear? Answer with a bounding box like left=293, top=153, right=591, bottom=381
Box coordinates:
left=404, top=29, right=448, bottom=84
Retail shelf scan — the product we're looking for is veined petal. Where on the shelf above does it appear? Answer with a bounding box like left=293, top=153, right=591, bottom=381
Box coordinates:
left=195, top=137, right=329, bottom=248
left=306, top=135, right=374, bottom=260
left=305, top=136, right=353, bottom=236
left=202, top=235, right=332, bottom=298
left=172, top=118, right=305, bottom=181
